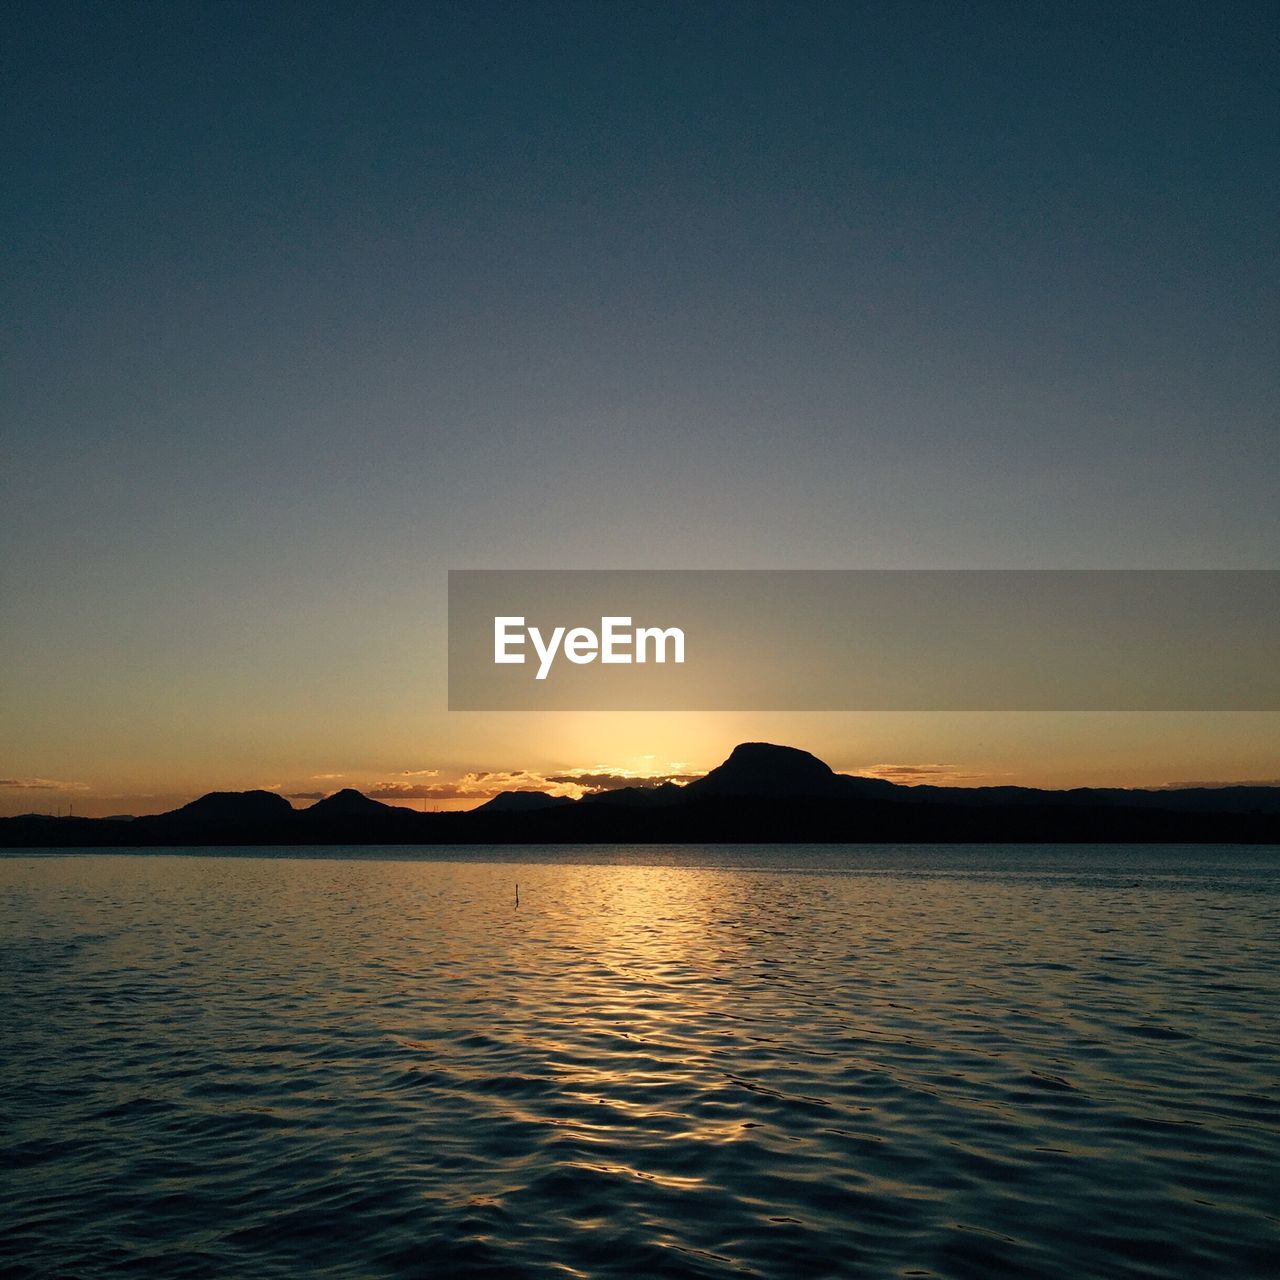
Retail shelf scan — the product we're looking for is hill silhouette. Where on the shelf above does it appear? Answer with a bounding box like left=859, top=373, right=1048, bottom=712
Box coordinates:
left=2, top=743, right=1278, bottom=847
left=303, top=788, right=400, bottom=819
left=474, top=790, right=574, bottom=813
left=172, top=790, right=294, bottom=824
left=686, top=742, right=897, bottom=800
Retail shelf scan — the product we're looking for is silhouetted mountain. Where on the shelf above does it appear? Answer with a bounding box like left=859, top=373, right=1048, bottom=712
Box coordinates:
left=878, top=781, right=1280, bottom=814
left=687, top=742, right=839, bottom=796
left=474, top=790, right=574, bottom=813
left=580, top=781, right=686, bottom=807
left=2, top=743, right=1278, bottom=847
left=169, top=790, right=293, bottom=824
left=304, top=788, right=400, bottom=818
left=686, top=742, right=896, bottom=800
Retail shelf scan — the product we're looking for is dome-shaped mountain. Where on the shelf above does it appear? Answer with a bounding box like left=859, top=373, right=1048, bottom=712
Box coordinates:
left=168, top=790, right=294, bottom=824
left=686, top=742, right=893, bottom=799
left=474, top=790, right=574, bottom=813
left=686, top=742, right=838, bottom=796
left=304, top=788, right=399, bottom=818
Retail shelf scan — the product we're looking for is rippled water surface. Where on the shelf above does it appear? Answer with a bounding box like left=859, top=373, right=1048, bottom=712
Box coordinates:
left=2, top=845, right=1277, bottom=1278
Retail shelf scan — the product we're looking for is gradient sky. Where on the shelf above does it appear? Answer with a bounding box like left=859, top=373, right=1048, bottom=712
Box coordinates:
left=3, top=1, right=1277, bottom=815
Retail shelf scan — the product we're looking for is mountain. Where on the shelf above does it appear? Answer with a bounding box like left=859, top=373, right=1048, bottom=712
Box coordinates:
left=690, top=744, right=1280, bottom=815
left=685, top=742, right=895, bottom=800
left=304, top=788, right=400, bottom=818
left=2, top=743, right=1278, bottom=846
left=166, top=790, right=293, bottom=825
left=474, top=790, right=574, bottom=813
left=580, top=781, right=686, bottom=807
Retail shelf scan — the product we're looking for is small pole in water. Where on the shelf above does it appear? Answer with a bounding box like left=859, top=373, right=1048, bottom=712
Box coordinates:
left=515, top=882, right=520, bottom=909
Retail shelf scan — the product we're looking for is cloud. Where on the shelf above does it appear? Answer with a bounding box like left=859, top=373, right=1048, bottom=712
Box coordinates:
left=850, top=763, right=989, bottom=785
left=367, top=770, right=549, bottom=801
left=286, top=791, right=326, bottom=800
left=348, top=762, right=706, bottom=807
left=311, top=773, right=344, bottom=780
left=367, top=782, right=468, bottom=800
left=0, top=777, right=90, bottom=791
left=545, top=771, right=698, bottom=793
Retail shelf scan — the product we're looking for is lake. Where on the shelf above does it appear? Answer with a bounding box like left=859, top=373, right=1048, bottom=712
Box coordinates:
left=1, top=845, right=1277, bottom=1278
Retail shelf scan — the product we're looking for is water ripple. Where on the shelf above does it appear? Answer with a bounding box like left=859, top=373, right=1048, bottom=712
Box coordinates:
left=1, top=845, right=1277, bottom=1278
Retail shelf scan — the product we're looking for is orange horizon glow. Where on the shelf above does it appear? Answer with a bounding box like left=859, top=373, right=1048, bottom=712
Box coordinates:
left=6, top=713, right=1280, bottom=819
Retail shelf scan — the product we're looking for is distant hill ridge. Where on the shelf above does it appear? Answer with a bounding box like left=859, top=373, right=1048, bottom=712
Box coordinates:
left=3, top=742, right=1278, bottom=846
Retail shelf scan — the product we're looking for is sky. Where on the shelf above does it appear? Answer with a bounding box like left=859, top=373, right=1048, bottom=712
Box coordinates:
left=2, top=0, right=1277, bottom=815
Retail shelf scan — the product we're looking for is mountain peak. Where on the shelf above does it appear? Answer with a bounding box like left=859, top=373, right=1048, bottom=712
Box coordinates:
left=688, top=742, right=845, bottom=798
left=474, top=790, right=573, bottom=814
left=306, top=788, right=396, bottom=817
left=170, top=790, right=294, bottom=823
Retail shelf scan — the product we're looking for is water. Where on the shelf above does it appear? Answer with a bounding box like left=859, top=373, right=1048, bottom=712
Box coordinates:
left=1, top=845, right=1277, bottom=1279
